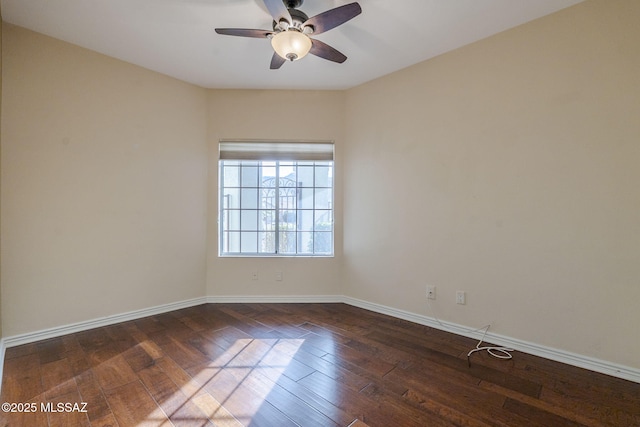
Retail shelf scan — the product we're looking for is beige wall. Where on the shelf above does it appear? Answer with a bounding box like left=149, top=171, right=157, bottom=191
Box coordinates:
left=343, top=0, right=640, bottom=369
left=0, top=25, right=209, bottom=336
left=206, top=89, right=345, bottom=297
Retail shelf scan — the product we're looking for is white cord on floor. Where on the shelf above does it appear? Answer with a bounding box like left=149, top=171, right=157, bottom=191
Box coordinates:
left=426, top=296, right=514, bottom=367
left=465, top=324, right=514, bottom=367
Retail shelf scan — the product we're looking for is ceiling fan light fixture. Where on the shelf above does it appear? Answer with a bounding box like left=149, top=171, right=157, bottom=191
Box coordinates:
left=271, top=30, right=312, bottom=61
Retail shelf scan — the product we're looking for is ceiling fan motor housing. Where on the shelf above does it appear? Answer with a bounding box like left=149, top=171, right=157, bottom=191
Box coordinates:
left=273, top=7, right=309, bottom=32
left=284, top=0, right=303, bottom=8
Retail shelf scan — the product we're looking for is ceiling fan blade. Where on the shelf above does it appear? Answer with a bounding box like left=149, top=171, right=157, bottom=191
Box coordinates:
left=215, top=28, right=272, bottom=38
left=303, top=2, right=362, bottom=35
left=270, top=52, right=286, bottom=70
left=309, top=39, right=347, bottom=63
left=263, top=0, right=292, bottom=25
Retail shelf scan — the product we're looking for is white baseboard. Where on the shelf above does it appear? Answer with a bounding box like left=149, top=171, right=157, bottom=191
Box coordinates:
left=207, top=295, right=343, bottom=304
left=342, top=296, right=640, bottom=384
left=0, top=338, right=6, bottom=395
left=1, top=295, right=638, bottom=386
left=2, top=296, right=208, bottom=349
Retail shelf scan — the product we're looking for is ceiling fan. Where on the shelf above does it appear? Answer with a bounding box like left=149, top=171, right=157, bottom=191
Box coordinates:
left=215, top=0, right=362, bottom=69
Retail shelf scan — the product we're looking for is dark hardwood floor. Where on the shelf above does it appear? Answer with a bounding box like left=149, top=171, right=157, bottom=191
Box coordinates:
left=1, top=303, right=638, bottom=426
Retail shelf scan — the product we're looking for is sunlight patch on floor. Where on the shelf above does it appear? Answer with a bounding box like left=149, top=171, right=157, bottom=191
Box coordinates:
left=144, top=337, right=306, bottom=426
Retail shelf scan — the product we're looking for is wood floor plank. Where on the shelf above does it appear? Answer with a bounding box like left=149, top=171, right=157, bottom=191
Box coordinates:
left=194, top=366, right=298, bottom=427
left=75, top=369, right=113, bottom=422
left=122, top=343, right=158, bottom=373
left=103, top=323, right=139, bottom=353
left=156, top=354, right=241, bottom=426
left=191, top=393, right=243, bottom=427
left=0, top=394, right=49, bottom=427
left=1, top=353, right=43, bottom=402
left=91, top=354, right=139, bottom=391
left=89, top=412, right=119, bottom=427
left=159, top=334, right=211, bottom=371
left=223, top=360, right=340, bottom=427
left=46, top=389, right=91, bottom=427
left=216, top=306, right=279, bottom=337
left=104, top=380, right=170, bottom=427
left=502, top=398, right=587, bottom=427
left=67, top=351, right=92, bottom=379
left=155, top=356, right=209, bottom=401
left=75, top=327, right=114, bottom=354
left=198, top=325, right=253, bottom=351
left=539, top=380, right=640, bottom=426
left=41, top=357, right=77, bottom=399
left=252, top=312, right=312, bottom=339
left=360, top=382, right=478, bottom=427
left=137, top=364, right=215, bottom=426
left=2, top=303, right=638, bottom=427
left=3, top=342, right=39, bottom=360
left=297, top=370, right=373, bottom=411
left=383, top=369, right=517, bottom=427
left=256, top=368, right=353, bottom=426
left=401, top=387, right=497, bottom=427
left=479, top=380, right=605, bottom=427
left=37, top=337, right=68, bottom=365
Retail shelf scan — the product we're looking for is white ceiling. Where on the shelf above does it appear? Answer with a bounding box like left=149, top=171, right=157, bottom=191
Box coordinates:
left=1, top=0, right=584, bottom=90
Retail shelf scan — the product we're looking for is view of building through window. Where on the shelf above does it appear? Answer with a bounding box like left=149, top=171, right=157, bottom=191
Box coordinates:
left=219, top=160, right=333, bottom=256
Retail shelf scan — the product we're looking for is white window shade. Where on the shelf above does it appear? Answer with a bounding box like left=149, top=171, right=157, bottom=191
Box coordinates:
left=219, top=140, right=334, bottom=161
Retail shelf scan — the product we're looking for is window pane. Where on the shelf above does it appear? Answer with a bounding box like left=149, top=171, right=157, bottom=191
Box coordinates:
left=242, top=166, right=258, bottom=187
left=315, top=166, right=332, bottom=187
left=299, top=232, right=313, bottom=254
left=279, top=231, right=296, bottom=254
left=259, top=210, right=276, bottom=231
left=241, top=188, right=258, bottom=209
left=279, top=187, right=298, bottom=211
left=299, top=210, right=314, bottom=231
left=259, top=232, right=275, bottom=253
left=241, top=160, right=259, bottom=166
left=227, top=209, right=240, bottom=230
left=280, top=210, right=296, bottom=226
left=315, top=210, right=332, bottom=230
left=297, top=166, right=314, bottom=187
left=314, top=232, right=332, bottom=254
left=223, top=166, right=240, bottom=187
left=240, top=232, right=258, bottom=253
left=261, top=162, right=276, bottom=182
left=223, top=189, right=240, bottom=209
left=240, top=210, right=258, bottom=231
left=261, top=188, right=277, bottom=210
left=315, top=188, right=332, bottom=209
left=279, top=164, right=296, bottom=183
left=224, top=231, right=240, bottom=253
left=299, top=188, right=314, bottom=209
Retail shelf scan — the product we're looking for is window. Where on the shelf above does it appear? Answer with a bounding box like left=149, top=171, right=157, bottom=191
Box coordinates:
left=218, top=141, right=334, bottom=256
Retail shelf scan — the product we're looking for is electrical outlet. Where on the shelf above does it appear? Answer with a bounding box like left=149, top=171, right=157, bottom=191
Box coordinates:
left=426, top=286, right=436, bottom=300
left=456, top=291, right=466, bottom=305
left=275, top=271, right=283, bottom=281
left=251, top=271, right=258, bottom=281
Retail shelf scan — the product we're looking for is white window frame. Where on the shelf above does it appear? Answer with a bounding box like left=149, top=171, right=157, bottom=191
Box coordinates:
left=218, top=140, right=334, bottom=257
